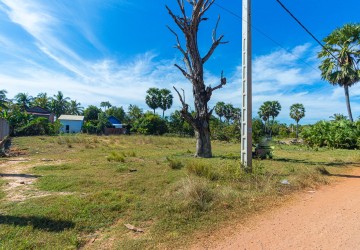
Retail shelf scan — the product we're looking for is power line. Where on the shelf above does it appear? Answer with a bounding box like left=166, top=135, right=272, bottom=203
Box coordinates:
left=213, top=2, right=320, bottom=73
left=274, top=0, right=339, bottom=62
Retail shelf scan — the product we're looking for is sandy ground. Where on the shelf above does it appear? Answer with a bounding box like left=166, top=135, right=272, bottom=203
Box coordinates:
left=193, top=168, right=360, bottom=250
left=0, top=157, right=69, bottom=202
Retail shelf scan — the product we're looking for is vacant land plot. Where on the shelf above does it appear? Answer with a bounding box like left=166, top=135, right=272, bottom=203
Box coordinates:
left=0, top=135, right=359, bottom=249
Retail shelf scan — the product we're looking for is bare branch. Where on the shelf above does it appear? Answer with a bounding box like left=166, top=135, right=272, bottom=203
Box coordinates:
left=166, top=5, right=186, bottom=32
left=202, top=35, right=228, bottom=64
left=167, top=25, right=193, bottom=74
left=202, top=16, right=228, bottom=64
left=175, top=64, right=192, bottom=80
left=173, top=86, right=195, bottom=125
left=212, top=15, right=220, bottom=43
left=205, top=71, right=226, bottom=100
left=200, top=0, right=215, bottom=17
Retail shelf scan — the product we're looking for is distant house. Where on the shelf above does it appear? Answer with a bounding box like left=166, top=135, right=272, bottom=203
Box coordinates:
left=108, top=116, right=122, bottom=128
left=58, top=115, right=84, bottom=133
left=25, top=106, right=54, bottom=122
left=105, top=116, right=126, bottom=135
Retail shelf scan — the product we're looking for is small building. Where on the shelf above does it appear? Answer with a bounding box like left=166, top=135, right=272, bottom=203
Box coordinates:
left=104, top=116, right=126, bottom=135
left=58, top=115, right=84, bottom=133
left=108, top=116, right=122, bottom=128
left=25, top=106, right=55, bottom=122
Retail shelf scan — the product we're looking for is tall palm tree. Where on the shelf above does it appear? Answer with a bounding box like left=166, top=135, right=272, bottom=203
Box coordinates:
left=214, top=102, right=225, bottom=122
left=290, top=103, right=305, bottom=138
left=51, top=91, right=70, bottom=118
left=258, top=101, right=272, bottom=135
left=269, top=101, right=282, bottom=123
left=318, top=23, right=360, bottom=122
left=145, top=88, right=161, bottom=114
left=67, top=100, right=84, bottom=115
left=100, top=101, right=112, bottom=111
left=159, top=88, right=173, bottom=118
left=14, top=92, right=33, bottom=110
left=223, top=103, right=235, bottom=124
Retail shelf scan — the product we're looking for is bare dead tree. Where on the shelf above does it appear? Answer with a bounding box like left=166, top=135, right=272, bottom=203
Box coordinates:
left=166, top=0, right=227, bottom=158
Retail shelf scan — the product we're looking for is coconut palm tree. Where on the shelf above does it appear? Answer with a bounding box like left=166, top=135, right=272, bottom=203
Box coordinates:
left=14, top=92, right=33, bottom=110
left=51, top=91, right=70, bottom=118
left=290, top=103, right=305, bottom=138
left=318, top=23, right=360, bottom=122
left=33, top=92, right=50, bottom=109
left=67, top=100, right=84, bottom=115
left=159, top=88, right=173, bottom=118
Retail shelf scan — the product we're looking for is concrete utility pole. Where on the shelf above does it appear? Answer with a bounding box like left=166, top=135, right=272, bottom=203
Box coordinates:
left=241, top=0, right=252, bottom=171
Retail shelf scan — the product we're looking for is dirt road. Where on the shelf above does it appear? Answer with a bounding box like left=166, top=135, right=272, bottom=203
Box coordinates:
left=195, top=168, right=360, bottom=250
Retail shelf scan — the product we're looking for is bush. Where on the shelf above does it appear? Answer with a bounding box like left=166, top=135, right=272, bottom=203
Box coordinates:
left=301, top=120, right=360, bottom=149
left=132, top=112, right=168, bottom=135
left=16, top=118, right=60, bottom=136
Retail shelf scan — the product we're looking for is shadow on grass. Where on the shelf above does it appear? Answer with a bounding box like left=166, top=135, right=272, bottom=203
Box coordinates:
left=273, top=158, right=358, bottom=167
left=0, top=215, right=75, bottom=232
left=330, top=174, right=360, bottom=179
left=0, top=174, right=41, bottom=178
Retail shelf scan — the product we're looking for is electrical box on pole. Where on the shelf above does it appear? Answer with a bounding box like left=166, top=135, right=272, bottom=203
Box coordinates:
left=241, top=0, right=252, bottom=171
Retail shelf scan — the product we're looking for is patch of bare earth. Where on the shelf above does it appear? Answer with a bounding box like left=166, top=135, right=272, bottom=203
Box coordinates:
left=0, top=156, right=70, bottom=202
left=191, top=167, right=360, bottom=250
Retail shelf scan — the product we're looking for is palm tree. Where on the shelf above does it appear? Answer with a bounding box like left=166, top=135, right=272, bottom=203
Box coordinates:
left=68, top=100, right=84, bottom=115
left=51, top=91, right=70, bottom=118
left=159, top=88, right=173, bottom=118
left=223, top=103, right=235, bottom=123
left=100, top=101, right=112, bottom=111
left=290, top=103, right=305, bottom=138
left=318, top=23, right=360, bottom=122
left=214, top=102, right=225, bottom=122
left=33, top=92, right=50, bottom=109
left=145, top=88, right=161, bottom=114
left=14, top=92, right=33, bottom=110
left=0, top=89, right=8, bottom=111
left=329, top=113, right=348, bottom=121
left=258, top=101, right=271, bottom=135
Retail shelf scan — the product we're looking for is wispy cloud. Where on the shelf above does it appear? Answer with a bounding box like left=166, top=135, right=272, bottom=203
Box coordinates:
left=0, top=1, right=358, bottom=123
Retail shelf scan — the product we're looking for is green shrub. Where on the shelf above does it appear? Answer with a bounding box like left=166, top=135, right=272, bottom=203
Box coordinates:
left=132, top=112, right=168, bottom=135
left=15, top=118, right=60, bottom=136
left=301, top=120, right=360, bottom=149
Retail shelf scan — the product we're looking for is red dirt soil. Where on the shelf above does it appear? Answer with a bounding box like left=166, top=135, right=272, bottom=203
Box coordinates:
left=193, top=168, right=360, bottom=250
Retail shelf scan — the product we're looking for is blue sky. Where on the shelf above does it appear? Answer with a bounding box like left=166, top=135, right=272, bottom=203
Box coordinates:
left=0, top=0, right=359, bottom=124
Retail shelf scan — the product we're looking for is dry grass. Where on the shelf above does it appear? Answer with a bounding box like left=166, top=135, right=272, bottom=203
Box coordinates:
left=0, top=135, right=358, bottom=249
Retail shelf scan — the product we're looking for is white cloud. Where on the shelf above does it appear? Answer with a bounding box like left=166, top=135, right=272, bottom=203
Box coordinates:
left=0, top=1, right=359, bottom=123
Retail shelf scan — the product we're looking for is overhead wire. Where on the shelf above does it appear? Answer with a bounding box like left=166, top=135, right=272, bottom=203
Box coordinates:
left=274, top=0, right=339, bottom=63
left=213, top=2, right=321, bottom=73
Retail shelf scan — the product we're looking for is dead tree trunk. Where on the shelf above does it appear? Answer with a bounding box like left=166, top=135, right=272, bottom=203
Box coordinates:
left=167, top=0, right=227, bottom=158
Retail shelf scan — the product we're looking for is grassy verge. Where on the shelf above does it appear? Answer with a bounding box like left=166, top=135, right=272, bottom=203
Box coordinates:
left=0, top=135, right=358, bottom=249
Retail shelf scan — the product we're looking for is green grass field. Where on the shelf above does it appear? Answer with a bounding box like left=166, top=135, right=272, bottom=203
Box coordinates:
left=0, top=135, right=359, bottom=249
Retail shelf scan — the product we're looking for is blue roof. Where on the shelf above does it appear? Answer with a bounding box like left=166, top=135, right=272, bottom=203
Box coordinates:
left=108, top=116, right=121, bottom=125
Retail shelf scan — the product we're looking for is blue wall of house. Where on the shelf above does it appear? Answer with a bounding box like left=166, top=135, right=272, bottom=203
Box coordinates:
left=59, top=120, right=83, bottom=133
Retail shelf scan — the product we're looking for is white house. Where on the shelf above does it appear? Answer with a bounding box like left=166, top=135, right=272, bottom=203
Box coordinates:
left=58, top=115, right=84, bottom=133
